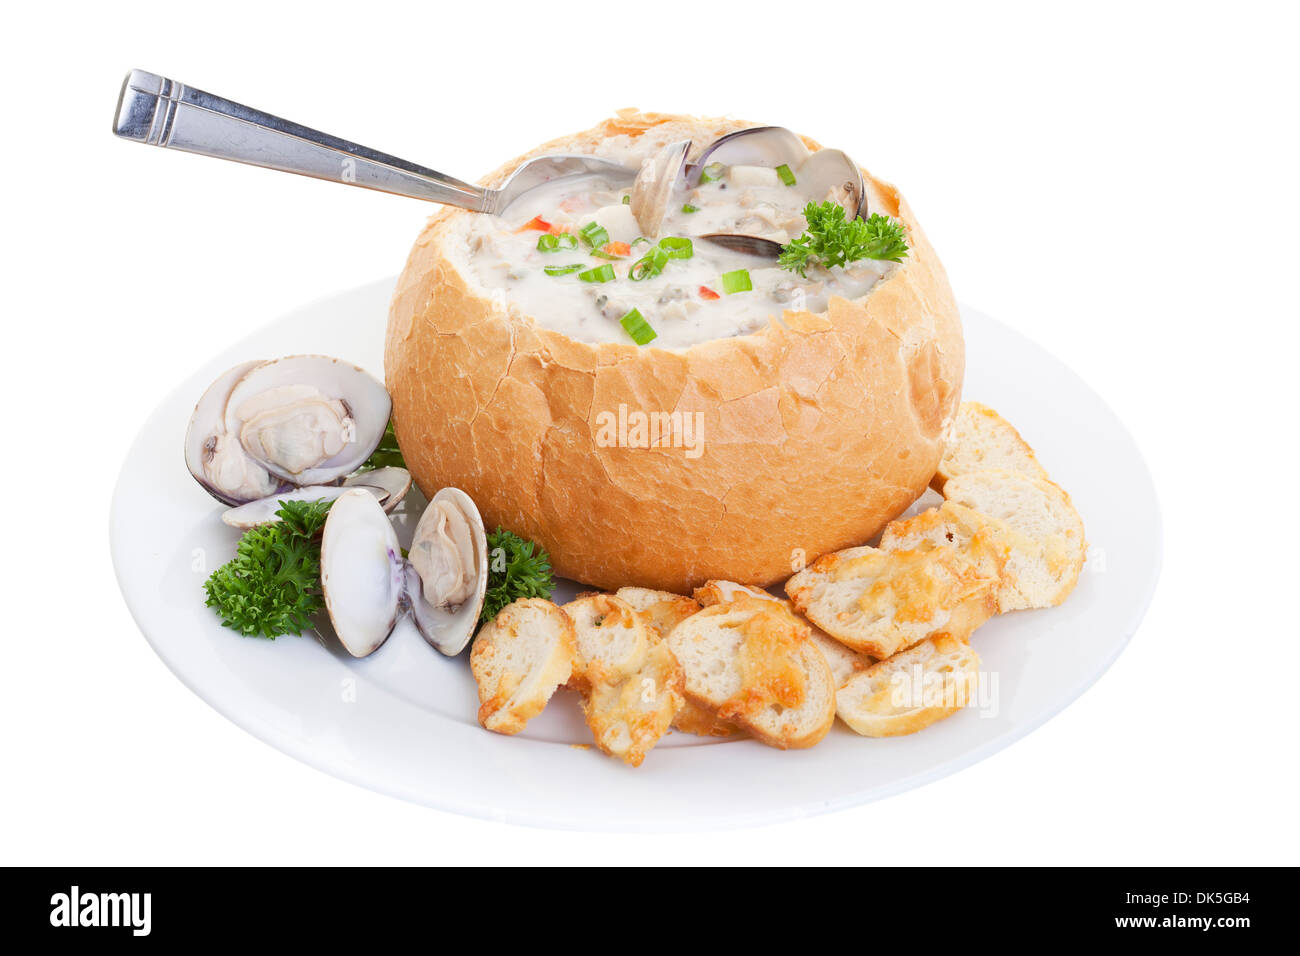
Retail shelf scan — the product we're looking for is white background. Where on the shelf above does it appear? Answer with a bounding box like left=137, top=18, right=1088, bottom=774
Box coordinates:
left=2, top=1, right=1295, bottom=864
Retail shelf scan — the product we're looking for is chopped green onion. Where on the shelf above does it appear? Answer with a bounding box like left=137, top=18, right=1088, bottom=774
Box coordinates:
left=622, top=194, right=631, bottom=205
left=699, top=162, right=725, bottom=184
left=578, top=222, right=610, bottom=249
left=631, top=236, right=651, bottom=247
left=721, top=269, right=752, bottom=294
left=628, top=237, right=694, bottom=280
left=681, top=203, right=699, bottom=213
left=544, top=263, right=585, bottom=277
left=578, top=264, right=616, bottom=283
left=619, top=308, right=657, bottom=345
left=537, top=233, right=577, bottom=253
left=658, top=236, right=693, bottom=259
left=590, top=248, right=624, bottom=260
left=776, top=164, right=797, bottom=186
left=629, top=246, right=670, bottom=281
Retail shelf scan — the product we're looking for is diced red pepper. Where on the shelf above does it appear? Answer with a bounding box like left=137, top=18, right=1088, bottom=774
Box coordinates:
left=698, top=286, right=721, bottom=300
left=516, top=216, right=552, bottom=233
left=603, top=241, right=632, bottom=257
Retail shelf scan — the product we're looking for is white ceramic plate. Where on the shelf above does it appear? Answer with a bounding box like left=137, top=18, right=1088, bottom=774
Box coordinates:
left=110, top=278, right=1161, bottom=831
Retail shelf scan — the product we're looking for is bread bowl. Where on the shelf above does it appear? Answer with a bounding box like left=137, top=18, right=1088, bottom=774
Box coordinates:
left=385, top=110, right=963, bottom=593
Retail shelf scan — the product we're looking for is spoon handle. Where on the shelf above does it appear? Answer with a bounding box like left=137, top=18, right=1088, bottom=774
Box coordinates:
left=112, top=69, right=488, bottom=210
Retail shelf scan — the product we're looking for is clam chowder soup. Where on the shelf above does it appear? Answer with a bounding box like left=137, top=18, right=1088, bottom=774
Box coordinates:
left=456, top=152, right=902, bottom=350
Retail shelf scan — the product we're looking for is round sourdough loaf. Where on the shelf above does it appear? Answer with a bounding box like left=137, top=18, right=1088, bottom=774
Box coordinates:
left=385, top=111, right=963, bottom=593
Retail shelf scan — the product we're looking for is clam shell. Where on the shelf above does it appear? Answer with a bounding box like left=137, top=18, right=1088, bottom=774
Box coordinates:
left=184, top=360, right=284, bottom=506
left=405, top=487, right=488, bottom=657
left=343, top=466, right=412, bottom=514
left=220, top=484, right=387, bottom=530
left=319, top=488, right=404, bottom=658
left=686, top=126, right=810, bottom=186
left=629, top=140, right=690, bottom=238
left=223, top=355, right=392, bottom=486
left=795, top=148, right=867, bottom=219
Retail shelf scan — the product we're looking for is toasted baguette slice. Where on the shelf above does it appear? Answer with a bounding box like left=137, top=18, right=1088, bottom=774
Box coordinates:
left=581, top=640, right=685, bottom=767
left=837, top=632, right=981, bottom=737
left=881, top=501, right=1031, bottom=613
left=933, top=401, right=1050, bottom=491
left=880, top=501, right=993, bottom=555
left=695, top=580, right=871, bottom=688
left=562, top=593, right=650, bottom=687
left=808, top=629, right=873, bottom=689
left=667, top=596, right=835, bottom=749
left=615, top=586, right=701, bottom=641
left=941, top=469, right=1086, bottom=607
left=693, top=580, right=778, bottom=607
left=470, top=598, right=576, bottom=735
left=678, top=582, right=775, bottom=735
left=615, top=586, right=739, bottom=738
left=566, top=591, right=684, bottom=765
left=785, top=543, right=997, bottom=658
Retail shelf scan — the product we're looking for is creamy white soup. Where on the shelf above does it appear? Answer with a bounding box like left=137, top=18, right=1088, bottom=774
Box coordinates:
left=457, top=153, right=900, bottom=350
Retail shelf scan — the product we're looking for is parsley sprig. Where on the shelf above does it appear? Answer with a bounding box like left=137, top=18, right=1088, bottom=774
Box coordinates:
left=778, top=201, right=910, bottom=277
left=482, top=528, right=555, bottom=625
left=203, top=498, right=333, bottom=638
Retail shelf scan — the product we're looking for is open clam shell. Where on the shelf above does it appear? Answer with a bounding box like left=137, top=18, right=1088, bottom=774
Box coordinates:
left=319, top=488, right=405, bottom=658
left=629, top=140, right=690, bottom=238
left=317, top=486, right=487, bottom=659
left=686, top=126, right=811, bottom=186
left=185, top=360, right=286, bottom=506
left=794, top=148, right=867, bottom=219
left=405, top=488, right=488, bottom=657
left=223, top=355, right=392, bottom=486
left=186, top=355, right=393, bottom=506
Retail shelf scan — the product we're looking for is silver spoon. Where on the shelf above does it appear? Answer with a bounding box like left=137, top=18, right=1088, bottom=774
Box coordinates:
left=111, top=70, right=635, bottom=215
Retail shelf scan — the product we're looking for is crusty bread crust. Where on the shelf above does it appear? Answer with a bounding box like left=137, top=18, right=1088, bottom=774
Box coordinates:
left=385, top=110, right=963, bottom=593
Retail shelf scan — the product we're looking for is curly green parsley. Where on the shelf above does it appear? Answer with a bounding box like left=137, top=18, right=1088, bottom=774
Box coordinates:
left=778, top=201, right=910, bottom=277
left=203, top=498, right=333, bottom=639
left=481, top=528, right=555, bottom=625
